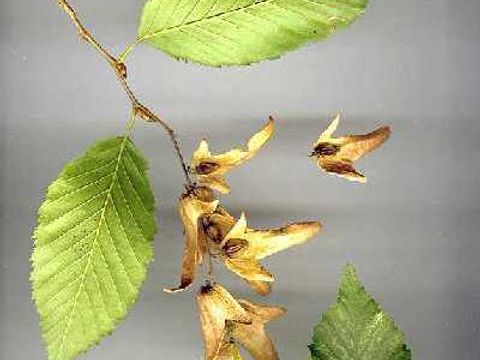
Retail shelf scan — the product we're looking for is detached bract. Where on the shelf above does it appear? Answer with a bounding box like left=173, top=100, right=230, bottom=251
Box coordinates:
left=311, top=115, right=391, bottom=183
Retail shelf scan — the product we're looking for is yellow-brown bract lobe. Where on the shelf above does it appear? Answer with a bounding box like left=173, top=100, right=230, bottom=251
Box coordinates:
left=165, top=188, right=218, bottom=293
left=214, top=213, right=321, bottom=295
left=232, top=300, right=286, bottom=360
left=197, top=284, right=252, bottom=360
left=191, top=117, right=275, bottom=194
left=197, top=284, right=286, bottom=360
left=311, top=114, right=391, bottom=183
left=216, top=341, right=243, bottom=360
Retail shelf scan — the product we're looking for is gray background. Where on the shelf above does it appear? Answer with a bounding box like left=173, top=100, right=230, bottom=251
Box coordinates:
left=1, top=0, right=479, bottom=359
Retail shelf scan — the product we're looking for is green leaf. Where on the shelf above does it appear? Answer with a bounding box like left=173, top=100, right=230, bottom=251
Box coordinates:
left=136, top=0, right=368, bottom=66
left=309, top=264, right=412, bottom=360
left=31, top=137, right=156, bottom=360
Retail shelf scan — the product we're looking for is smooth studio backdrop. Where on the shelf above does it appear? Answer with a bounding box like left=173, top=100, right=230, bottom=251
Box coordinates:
left=1, top=0, right=479, bottom=359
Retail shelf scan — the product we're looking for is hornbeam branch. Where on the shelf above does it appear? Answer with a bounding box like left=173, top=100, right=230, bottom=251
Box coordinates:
left=56, top=0, right=193, bottom=187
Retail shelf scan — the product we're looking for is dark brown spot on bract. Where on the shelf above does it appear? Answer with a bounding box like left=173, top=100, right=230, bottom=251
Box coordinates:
left=196, top=161, right=219, bottom=175
left=329, top=162, right=359, bottom=176
left=200, top=284, right=214, bottom=294
left=223, top=238, right=248, bottom=257
left=205, top=221, right=226, bottom=244
left=314, top=142, right=340, bottom=156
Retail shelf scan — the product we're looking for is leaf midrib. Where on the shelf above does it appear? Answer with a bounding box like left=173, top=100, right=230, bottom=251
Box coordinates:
left=139, top=0, right=365, bottom=42
left=139, top=0, right=273, bottom=41
left=54, top=136, right=130, bottom=360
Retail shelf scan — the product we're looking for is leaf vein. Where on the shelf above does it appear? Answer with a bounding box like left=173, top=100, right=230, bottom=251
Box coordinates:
left=140, top=0, right=273, bottom=40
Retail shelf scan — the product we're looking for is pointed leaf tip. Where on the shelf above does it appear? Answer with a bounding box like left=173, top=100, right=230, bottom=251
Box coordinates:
left=310, top=264, right=413, bottom=360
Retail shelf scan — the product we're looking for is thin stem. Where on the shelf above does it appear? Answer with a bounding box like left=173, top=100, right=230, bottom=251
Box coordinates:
left=55, top=0, right=193, bottom=187
left=118, top=39, right=142, bottom=63
left=125, top=108, right=137, bottom=134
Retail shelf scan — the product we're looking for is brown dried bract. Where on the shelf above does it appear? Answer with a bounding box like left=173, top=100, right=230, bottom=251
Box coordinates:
left=191, top=118, right=275, bottom=194
left=197, top=284, right=252, bottom=360
left=232, top=300, right=286, bottom=360
left=197, top=284, right=285, bottom=360
left=216, top=340, right=244, bottom=360
left=205, top=207, right=236, bottom=245
left=311, top=114, right=391, bottom=183
left=216, top=213, right=321, bottom=295
left=165, top=188, right=219, bottom=293
left=244, top=280, right=272, bottom=297
left=203, top=209, right=275, bottom=296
